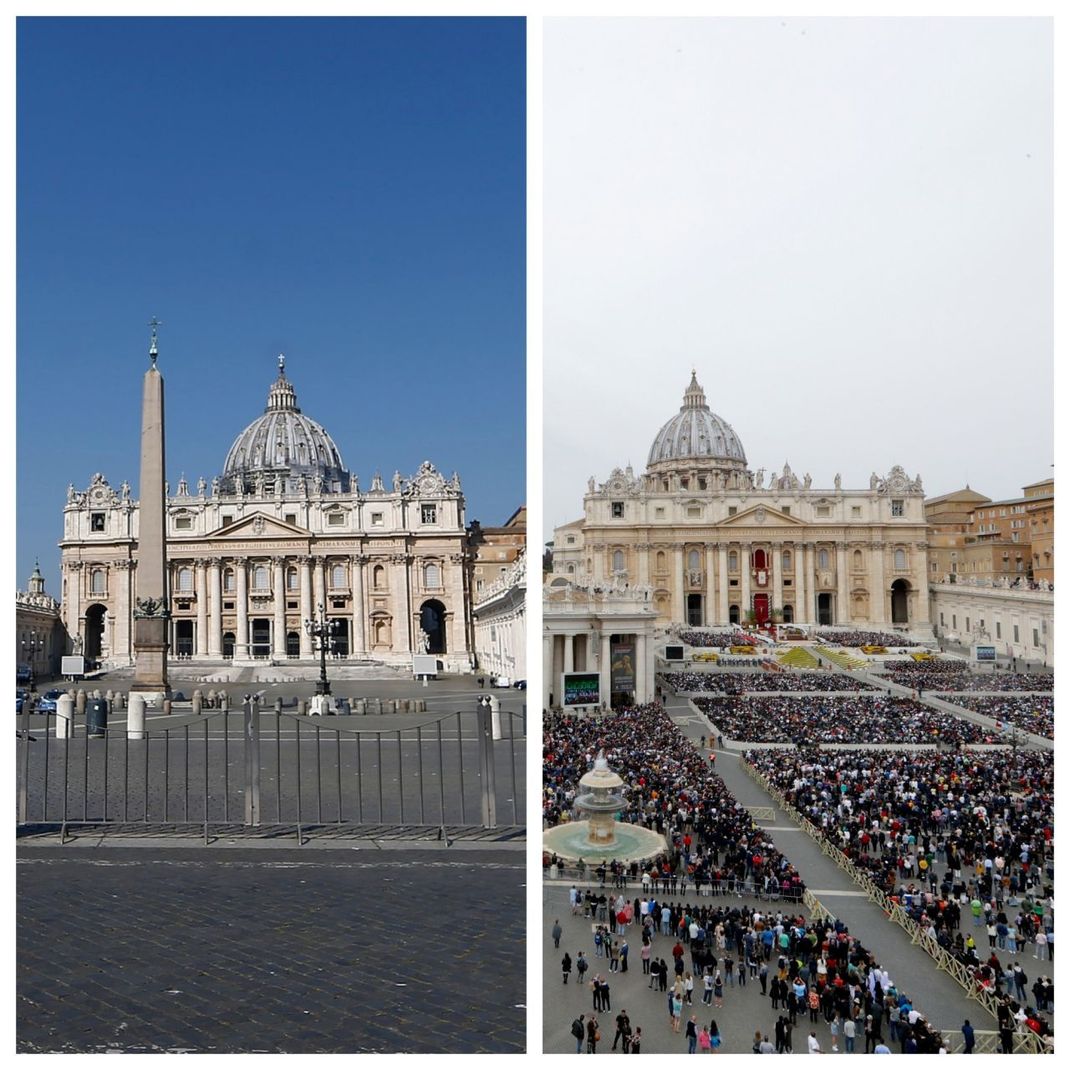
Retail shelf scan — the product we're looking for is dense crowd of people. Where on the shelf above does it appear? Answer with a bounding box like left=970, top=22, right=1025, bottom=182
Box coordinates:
left=664, top=671, right=879, bottom=694
left=543, top=704, right=805, bottom=899
left=695, top=695, right=1002, bottom=745
left=815, top=631, right=919, bottom=648
left=943, top=695, right=1054, bottom=740
left=880, top=665, right=1054, bottom=692
left=677, top=630, right=758, bottom=648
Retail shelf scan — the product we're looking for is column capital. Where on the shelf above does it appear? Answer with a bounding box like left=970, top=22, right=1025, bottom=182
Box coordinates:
left=114, top=559, right=134, bottom=570
left=271, top=555, right=287, bottom=568
left=351, top=553, right=369, bottom=566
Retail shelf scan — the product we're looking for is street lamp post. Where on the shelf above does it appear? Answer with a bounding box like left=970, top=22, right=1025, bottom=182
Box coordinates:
left=304, top=603, right=339, bottom=698
left=21, top=632, right=43, bottom=692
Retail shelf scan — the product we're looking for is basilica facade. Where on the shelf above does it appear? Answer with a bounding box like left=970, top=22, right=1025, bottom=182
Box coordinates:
left=59, top=358, right=474, bottom=672
left=548, top=373, right=931, bottom=637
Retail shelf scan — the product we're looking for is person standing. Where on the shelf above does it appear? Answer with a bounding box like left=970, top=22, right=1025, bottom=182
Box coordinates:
left=570, top=1015, right=585, bottom=1054
left=829, top=1013, right=840, bottom=1052
left=807, top=1031, right=822, bottom=1054
left=686, top=1014, right=698, bottom=1054
left=962, top=1019, right=975, bottom=1054
left=562, top=951, right=572, bottom=985
left=552, top=918, right=562, bottom=949
left=577, top=951, right=588, bottom=986
left=586, top=1015, right=599, bottom=1054
left=631, top=1026, right=642, bottom=1054
left=843, top=1015, right=856, bottom=1054
left=612, top=1009, right=631, bottom=1052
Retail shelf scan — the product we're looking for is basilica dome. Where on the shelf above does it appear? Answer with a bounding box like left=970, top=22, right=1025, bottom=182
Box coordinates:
left=221, top=358, right=351, bottom=493
left=647, top=372, right=747, bottom=470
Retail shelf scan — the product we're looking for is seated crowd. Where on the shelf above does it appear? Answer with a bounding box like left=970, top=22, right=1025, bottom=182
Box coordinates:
left=695, top=695, right=1002, bottom=745
left=943, top=695, right=1054, bottom=740
left=664, top=671, right=879, bottom=694
left=880, top=665, right=1054, bottom=692
left=815, top=631, right=919, bottom=648
left=677, top=630, right=758, bottom=648
left=543, top=704, right=805, bottom=900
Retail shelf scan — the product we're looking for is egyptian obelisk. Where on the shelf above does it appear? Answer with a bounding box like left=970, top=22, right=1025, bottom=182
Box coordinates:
left=131, top=319, right=171, bottom=698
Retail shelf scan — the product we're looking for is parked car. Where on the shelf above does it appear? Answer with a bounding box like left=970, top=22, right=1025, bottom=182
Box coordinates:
left=36, top=688, right=66, bottom=714
left=16, top=689, right=27, bottom=714
left=512, top=679, right=527, bottom=690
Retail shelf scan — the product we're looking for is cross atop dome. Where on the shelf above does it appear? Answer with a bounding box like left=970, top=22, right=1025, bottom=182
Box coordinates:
left=681, top=370, right=708, bottom=411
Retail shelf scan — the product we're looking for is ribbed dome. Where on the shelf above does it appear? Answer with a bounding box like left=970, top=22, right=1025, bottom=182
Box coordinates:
left=647, top=372, right=747, bottom=468
left=221, top=358, right=351, bottom=492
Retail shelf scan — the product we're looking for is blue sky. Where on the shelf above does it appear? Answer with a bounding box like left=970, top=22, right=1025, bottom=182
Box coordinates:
left=17, top=16, right=525, bottom=595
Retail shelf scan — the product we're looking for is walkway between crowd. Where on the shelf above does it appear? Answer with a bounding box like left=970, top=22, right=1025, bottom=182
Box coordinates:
left=662, top=695, right=991, bottom=1033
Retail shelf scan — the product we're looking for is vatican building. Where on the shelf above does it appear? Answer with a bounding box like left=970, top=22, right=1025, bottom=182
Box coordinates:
left=548, top=371, right=931, bottom=642
left=59, top=358, right=473, bottom=672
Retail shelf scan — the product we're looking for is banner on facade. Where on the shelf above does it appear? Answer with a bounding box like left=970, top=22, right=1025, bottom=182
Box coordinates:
left=610, top=640, right=635, bottom=693
left=562, top=672, right=600, bottom=706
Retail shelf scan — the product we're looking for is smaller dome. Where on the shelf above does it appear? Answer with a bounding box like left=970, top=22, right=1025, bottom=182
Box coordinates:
left=647, top=372, right=747, bottom=468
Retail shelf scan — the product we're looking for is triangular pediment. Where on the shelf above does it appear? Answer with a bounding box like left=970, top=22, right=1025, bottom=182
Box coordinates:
left=721, top=504, right=807, bottom=528
left=210, top=512, right=309, bottom=539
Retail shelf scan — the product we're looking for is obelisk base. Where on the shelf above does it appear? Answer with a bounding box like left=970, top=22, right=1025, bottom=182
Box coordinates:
left=132, top=617, right=171, bottom=703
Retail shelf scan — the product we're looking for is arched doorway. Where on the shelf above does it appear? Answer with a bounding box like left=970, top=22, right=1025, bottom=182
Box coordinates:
left=286, top=631, right=300, bottom=658
left=84, top=603, right=107, bottom=661
left=729, top=604, right=740, bottom=625
left=782, top=604, right=794, bottom=624
left=817, top=593, right=833, bottom=626
left=419, top=600, right=446, bottom=654
left=891, top=579, right=910, bottom=624
left=222, top=631, right=235, bottom=659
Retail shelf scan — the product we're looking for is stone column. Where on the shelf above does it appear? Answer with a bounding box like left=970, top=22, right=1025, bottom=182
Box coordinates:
left=351, top=554, right=366, bottom=655
left=637, top=543, right=650, bottom=586
left=913, top=542, right=931, bottom=624
left=871, top=542, right=887, bottom=623
left=592, top=543, right=605, bottom=582
left=66, top=561, right=84, bottom=652
left=234, top=558, right=249, bottom=659
left=312, top=557, right=325, bottom=614
left=448, top=552, right=467, bottom=658
left=635, top=631, right=648, bottom=702
left=194, top=559, right=208, bottom=657
left=114, top=559, right=133, bottom=664
left=718, top=544, right=730, bottom=623
left=772, top=542, right=784, bottom=619
left=272, top=557, right=287, bottom=659
left=393, top=554, right=411, bottom=653
left=132, top=357, right=170, bottom=695
left=794, top=543, right=806, bottom=623
left=207, top=558, right=223, bottom=657
left=600, top=630, right=612, bottom=707
left=740, top=543, right=752, bottom=621
left=563, top=633, right=574, bottom=673
left=544, top=634, right=554, bottom=708
left=705, top=544, right=717, bottom=626
left=836, top=542, right=849, bottom=625
left=672, top=543, right=684, bottom=623
left=299, top=557, right=313, bottom=657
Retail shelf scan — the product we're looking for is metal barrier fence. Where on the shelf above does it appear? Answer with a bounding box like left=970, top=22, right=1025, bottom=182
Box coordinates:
left=740, top=759, right=1054, bottom=1052
left=17, top=699, right=525, bottom=844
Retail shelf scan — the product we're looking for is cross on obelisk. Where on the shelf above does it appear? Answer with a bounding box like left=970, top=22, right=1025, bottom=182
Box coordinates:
left=132, top=319, right=171, bottom=699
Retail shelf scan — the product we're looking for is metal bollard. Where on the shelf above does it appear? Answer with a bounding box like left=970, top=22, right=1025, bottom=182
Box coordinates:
left=76, top=689, right=88, bottom=717
left=297, top=698, right=307, bottom=716
left=162, top=698, right=172, bottom=716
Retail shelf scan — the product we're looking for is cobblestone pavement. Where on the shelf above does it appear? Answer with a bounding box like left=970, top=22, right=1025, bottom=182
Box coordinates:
left=17, top=846, right=526, bottom=1053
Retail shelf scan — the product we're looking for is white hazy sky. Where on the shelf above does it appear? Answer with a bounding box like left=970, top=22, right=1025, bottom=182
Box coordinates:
left=543, top=16, right=1053, bottom=539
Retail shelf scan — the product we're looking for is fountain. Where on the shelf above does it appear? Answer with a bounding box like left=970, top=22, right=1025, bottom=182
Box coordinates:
left=543, top=751, right=668, bottom=863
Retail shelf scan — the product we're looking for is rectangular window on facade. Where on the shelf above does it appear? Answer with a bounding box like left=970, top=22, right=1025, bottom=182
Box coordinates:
left=729, top=578, right=738, bottom=587
left=655, top=507, right=665, bottom=517
left=1013, top=624, right=1019, bottom=642
left=891, top=500, right=904, bottom=517
left=782, top=506, right=790, bottom=516
left=421, top=504, right=437, bottom=524
left=1033, top=628, right=1039, bottom=648
left=816, top=505, right=830, bottom=517
left=851, top=506, right=861, bottom=517
left=952, top=615, right=957, bottom=629
left=287, top=601, right=298, bottom=610
left=328, top=512, right=345, bottom=526
left=940, top=612, right=945, bottom=626
left=221, top=515, right=234, bottom=527
left=91, top=513, right=105, bottom=532
left=996, top=622, right=1001, bottom=638
left=727, top=506, right=737, bottom=516
left=175, top=516, right=192, bottom=530
left=224, top=601, right=234, bottom=610
left=611, top=501, right=624, bottom=518
left=371, top=512, right=383, bottom=526
left=783, top=578, right=792, bottom=587
left=965, top=618, right=970, bottom=633
left=687, top=506, right=701, bottom=518
left=285, top=514, right=297, bottom=525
